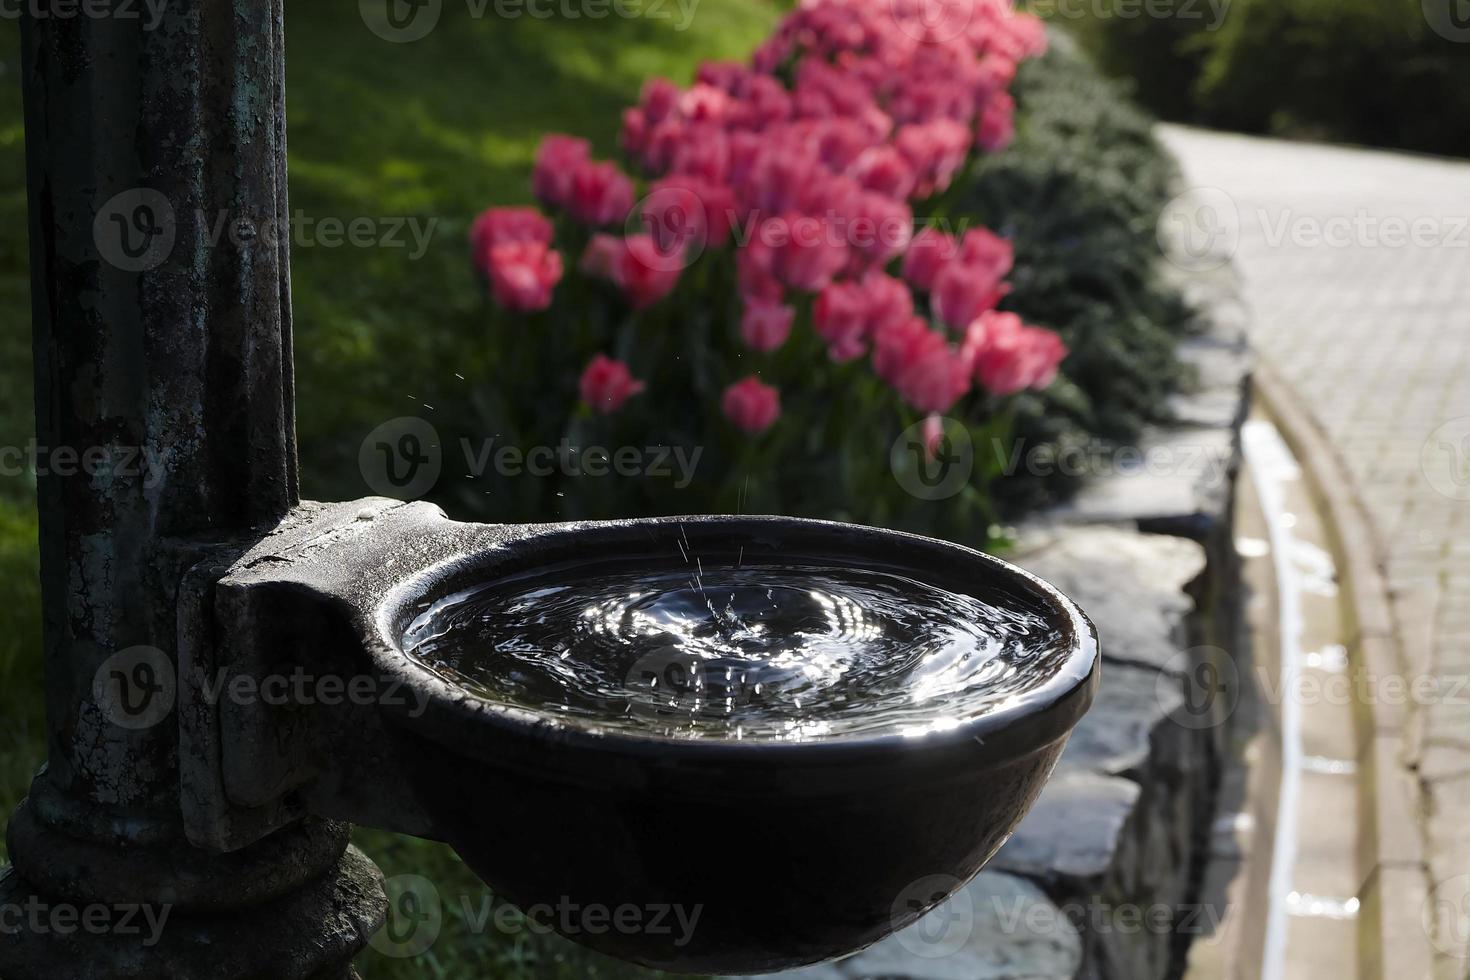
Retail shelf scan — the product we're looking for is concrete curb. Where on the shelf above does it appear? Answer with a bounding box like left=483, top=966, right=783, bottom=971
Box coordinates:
left=1251, top=359, right=1435, bottom=980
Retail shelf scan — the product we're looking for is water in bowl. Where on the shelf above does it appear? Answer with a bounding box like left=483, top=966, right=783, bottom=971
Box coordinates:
left=401, top=555, right=1068, bottom=741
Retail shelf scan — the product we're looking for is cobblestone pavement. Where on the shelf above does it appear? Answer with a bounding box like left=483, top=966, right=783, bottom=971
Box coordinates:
left=1158, top=125, right=1470, bottom=970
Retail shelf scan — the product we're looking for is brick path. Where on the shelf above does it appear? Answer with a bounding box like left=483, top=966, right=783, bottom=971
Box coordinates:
left=1158, top=125, right=1470, bottom=972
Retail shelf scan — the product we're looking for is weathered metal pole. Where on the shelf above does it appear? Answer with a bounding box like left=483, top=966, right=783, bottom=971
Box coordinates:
left=0, top=2, right=384, bottom=976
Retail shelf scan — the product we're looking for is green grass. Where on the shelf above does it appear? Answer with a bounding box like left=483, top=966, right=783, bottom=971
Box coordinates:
left=282, top=2, right=781, bottom=505
left=0, top=3, right=774, bottom=975
left=0, top=28, right=41, bottom=869
left=0, top=496, right=43, bottom=869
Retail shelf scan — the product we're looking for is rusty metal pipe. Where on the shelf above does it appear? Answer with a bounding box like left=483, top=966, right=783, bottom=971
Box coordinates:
left=0, top=4, right=383, bottom=976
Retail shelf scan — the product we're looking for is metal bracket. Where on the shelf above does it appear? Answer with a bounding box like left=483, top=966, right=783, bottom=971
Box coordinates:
left=178, top=497, right=443, bottom=852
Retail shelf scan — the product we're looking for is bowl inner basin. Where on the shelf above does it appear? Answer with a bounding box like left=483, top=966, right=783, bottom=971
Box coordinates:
left=398, top=531, right=1077, bottom=743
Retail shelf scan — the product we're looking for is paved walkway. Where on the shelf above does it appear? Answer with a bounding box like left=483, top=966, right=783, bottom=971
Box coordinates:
left=1158, top=125, right=1470, bottom=972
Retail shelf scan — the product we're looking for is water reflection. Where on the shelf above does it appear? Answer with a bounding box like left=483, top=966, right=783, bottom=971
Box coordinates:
left=403, top=556, right=1066, bottom=741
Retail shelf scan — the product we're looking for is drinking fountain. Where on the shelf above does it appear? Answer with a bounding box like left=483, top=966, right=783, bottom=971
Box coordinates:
left=0, top=4, right=1099, bottom=977
left=176, top=499, right=1099, bottom=973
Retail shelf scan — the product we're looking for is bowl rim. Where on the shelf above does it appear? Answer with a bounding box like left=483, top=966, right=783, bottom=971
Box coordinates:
left=368, top=515, right=1099, bottom=765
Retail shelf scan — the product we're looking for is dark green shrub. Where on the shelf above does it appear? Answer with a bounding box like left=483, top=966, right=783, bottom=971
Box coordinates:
left=1038, top=1, right=1215, bottom=121
left=1195, top=0, right=1470, bottom=155
left=958, top=36, right=1199, bottom=513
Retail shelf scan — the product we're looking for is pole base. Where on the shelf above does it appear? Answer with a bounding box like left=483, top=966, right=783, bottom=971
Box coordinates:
left=0, top=845, right=385, bottom=979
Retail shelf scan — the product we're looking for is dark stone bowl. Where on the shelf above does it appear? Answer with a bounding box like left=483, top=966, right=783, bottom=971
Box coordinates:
left=371, top=516, right=1099, bottom=974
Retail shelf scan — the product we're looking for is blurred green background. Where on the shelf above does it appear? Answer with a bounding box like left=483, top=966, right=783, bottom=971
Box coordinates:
left=1051, top=0, right=1470, bottom=157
